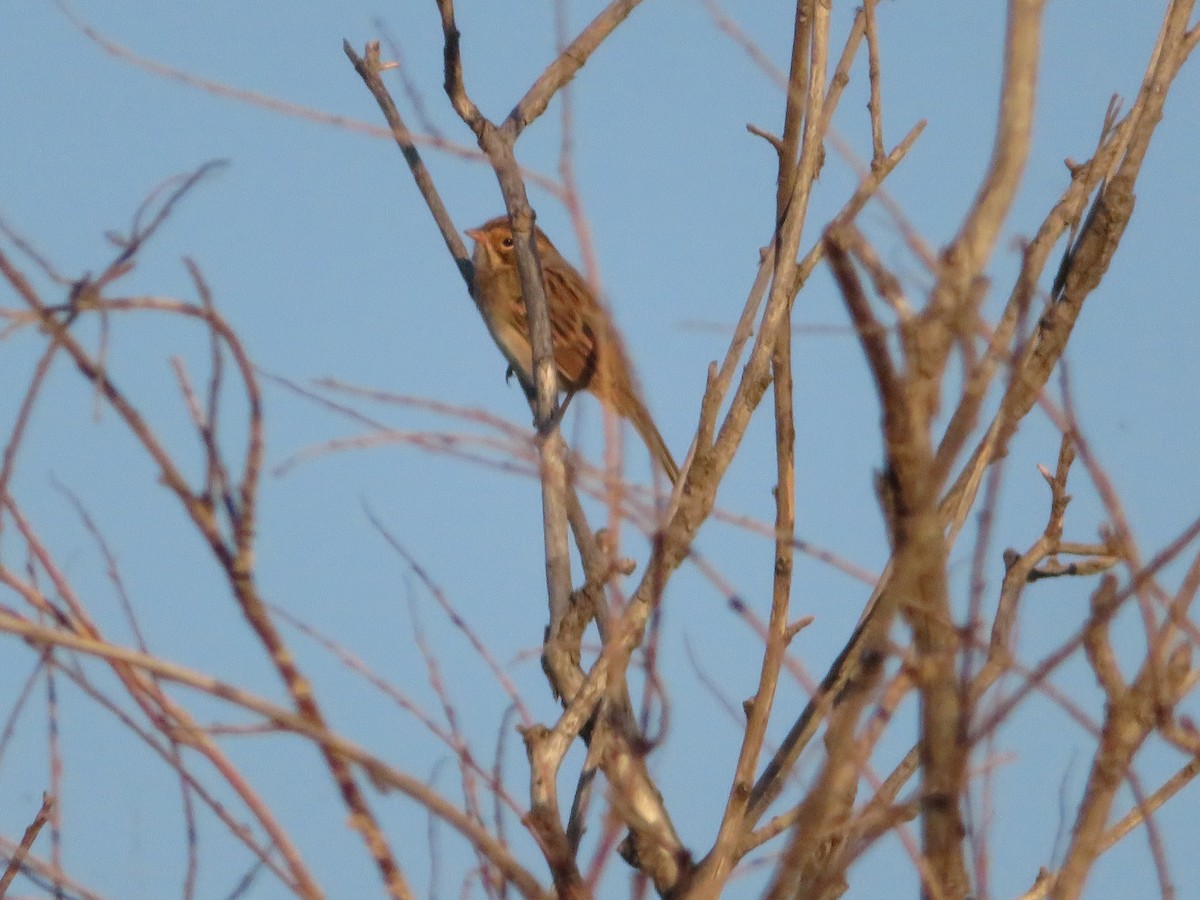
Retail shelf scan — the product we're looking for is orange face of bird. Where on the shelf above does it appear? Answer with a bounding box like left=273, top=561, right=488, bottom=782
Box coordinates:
left=465, top=218, right=512, bottom=262
left=466, top=218, right=554, bottom=269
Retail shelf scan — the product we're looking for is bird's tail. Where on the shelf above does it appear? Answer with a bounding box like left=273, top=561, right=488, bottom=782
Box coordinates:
left=623, top=393, right=679, bottom=485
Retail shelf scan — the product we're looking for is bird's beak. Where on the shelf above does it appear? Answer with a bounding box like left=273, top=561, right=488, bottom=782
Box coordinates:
left=465, top=228, right=485, bottom=242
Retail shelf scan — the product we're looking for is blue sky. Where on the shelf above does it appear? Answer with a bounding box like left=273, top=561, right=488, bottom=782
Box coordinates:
left=2, top=2, right=1199, bottom=898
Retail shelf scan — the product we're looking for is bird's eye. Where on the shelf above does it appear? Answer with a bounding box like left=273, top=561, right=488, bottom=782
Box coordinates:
left=500, top=236, right=514, bottom=249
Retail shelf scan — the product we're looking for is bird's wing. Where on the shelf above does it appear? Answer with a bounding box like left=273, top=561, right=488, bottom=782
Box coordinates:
left=542, top=264, right=600, bottom=390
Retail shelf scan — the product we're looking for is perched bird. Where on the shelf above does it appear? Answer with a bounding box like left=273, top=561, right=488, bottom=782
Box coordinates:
left=466, top=216, right=679, bottom=484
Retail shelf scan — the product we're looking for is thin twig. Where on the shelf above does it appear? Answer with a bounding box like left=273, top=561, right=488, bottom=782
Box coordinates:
left=0, top=793, right=54, bottom=897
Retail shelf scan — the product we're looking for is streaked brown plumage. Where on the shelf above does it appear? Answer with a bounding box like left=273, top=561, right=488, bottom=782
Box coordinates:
left=466, top=216, right=679, bottom=484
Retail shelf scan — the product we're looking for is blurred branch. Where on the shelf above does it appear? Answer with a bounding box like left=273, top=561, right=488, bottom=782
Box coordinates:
left=1, top=189, right=413, bottom=894
left=0, top=793, right=54, bottom=898
left=0, top=607, right=550, bottom=899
